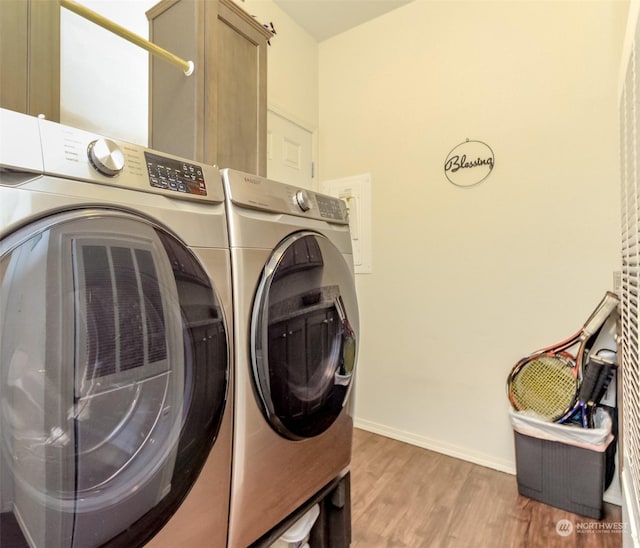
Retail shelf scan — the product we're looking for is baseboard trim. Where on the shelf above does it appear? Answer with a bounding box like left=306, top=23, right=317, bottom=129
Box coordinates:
left=354, top=417, right=515, bottom=475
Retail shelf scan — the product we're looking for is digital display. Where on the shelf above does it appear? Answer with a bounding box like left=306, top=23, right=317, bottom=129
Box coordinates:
left=144, top=152, right=207, bottom=196
left=316, top=195, right=345, bottom=221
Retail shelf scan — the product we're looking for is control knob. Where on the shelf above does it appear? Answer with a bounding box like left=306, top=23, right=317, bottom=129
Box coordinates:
left=295, top=190, right=312, bottom=212
left=88, top=139, right=125, bottom=177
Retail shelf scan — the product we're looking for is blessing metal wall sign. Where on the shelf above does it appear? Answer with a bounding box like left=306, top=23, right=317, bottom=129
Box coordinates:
left=444, top=139, right=495, bottom=187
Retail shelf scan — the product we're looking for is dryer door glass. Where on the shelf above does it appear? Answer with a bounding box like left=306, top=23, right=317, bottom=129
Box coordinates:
left=0, top=211, right=228, bottom=548
left=251, top=232, right=359, bottom=440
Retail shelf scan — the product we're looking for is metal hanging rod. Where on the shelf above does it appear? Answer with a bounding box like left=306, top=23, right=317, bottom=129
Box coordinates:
left=61, top=0, right=194, bottom=76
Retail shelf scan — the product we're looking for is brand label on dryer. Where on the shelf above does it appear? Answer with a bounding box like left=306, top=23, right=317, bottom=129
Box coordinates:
left=243, top=175, right=263, bottom=185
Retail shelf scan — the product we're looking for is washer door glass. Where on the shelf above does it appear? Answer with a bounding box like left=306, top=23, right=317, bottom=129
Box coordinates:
left=0, top=211, right=228, bottom=548
left=251, top=231, right=359, bottom=440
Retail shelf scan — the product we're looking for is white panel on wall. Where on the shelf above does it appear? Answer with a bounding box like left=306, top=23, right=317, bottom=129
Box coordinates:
left=321, top=174, right=372, bottom=274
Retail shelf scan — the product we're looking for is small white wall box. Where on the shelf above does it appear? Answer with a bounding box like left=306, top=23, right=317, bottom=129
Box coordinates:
left=321, top=174, right=372, bottom=274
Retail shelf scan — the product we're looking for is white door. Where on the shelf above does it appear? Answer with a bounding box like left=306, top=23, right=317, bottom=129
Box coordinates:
left=267, top=110, right=313, bottom=188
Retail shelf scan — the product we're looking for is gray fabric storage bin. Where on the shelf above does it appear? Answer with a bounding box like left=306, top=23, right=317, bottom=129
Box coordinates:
left=514, top=431, right=606, bottom=518
left=511, top=408, right=613, bottom=519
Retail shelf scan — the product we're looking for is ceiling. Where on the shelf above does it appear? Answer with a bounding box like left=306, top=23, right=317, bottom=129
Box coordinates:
left=273, top=0, right=414, bottom=42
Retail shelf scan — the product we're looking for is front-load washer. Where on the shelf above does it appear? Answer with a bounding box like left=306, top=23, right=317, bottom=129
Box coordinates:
left=0, top=109, right=233, bottom=548
left=221, top=168, right=359, bottom=547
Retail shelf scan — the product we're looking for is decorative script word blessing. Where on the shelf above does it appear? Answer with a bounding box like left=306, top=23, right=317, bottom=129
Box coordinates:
left=444, top=140, right=495, bottom=187
left=445, top=154, right=493, bottom=172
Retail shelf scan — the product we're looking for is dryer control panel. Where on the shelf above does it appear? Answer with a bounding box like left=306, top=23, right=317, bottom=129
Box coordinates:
left=221, top=169, right=349, bottom=225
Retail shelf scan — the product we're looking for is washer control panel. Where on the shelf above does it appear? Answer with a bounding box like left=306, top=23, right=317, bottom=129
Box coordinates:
left=145, top=152, right=207, bottom=196
left=11, top=111, right=224, bottom=203
left=222, top=169, right=349, bottom=224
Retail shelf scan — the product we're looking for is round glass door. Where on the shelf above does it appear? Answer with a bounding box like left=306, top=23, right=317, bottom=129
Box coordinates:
left=251, top=231, right=359, bottom=440
left=0, top=210, right=229, bottom=548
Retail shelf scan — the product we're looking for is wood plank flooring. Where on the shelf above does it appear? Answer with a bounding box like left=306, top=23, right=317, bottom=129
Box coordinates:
left=350, top=429, right=622, bottom=547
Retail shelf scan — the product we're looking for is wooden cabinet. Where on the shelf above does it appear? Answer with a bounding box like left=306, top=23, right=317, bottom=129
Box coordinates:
left=147, top=0, right=271, bottom=175
left=0, top=0, right=60, bottom=121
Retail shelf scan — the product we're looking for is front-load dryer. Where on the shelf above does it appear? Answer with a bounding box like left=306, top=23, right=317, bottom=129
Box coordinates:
left=0, top=109, right=233, bottom=548
left=221, top=169, right=359, bottom=547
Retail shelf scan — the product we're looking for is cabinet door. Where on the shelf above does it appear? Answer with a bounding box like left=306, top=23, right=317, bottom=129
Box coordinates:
left=214, top=0, right=268, bottom=175
left=148, top=0, right=270, bottom=175
left=0, top=0, right=60, bottom=121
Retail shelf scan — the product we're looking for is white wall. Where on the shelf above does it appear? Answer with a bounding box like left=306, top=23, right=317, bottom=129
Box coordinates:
left=60, top=0, right=157, bottom=144
left=319, top=0, right=628, bottom=472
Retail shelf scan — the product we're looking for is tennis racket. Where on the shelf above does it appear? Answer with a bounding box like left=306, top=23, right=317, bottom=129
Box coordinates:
left=558, top=349, right=618, bottom=427
left=588, top=349, right=618, bottom=407
left=556, top=353, right=605, bottom=428
left=507, top=291, right=619, bottom=421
